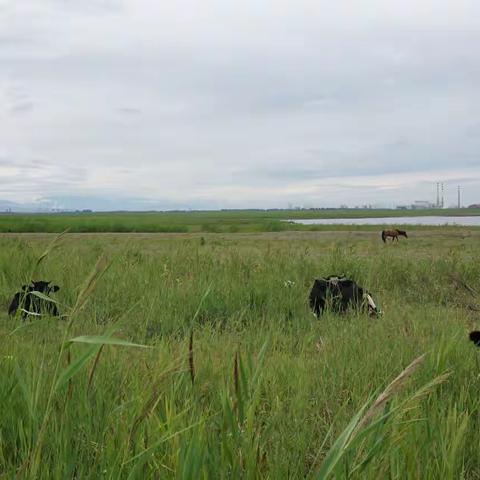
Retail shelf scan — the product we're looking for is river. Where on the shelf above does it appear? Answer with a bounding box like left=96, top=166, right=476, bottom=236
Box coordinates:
left=289, top=216, right=480, bottom=226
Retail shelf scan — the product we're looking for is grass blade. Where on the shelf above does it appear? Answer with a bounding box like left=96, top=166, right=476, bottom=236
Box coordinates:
left=68, top=335, right=149, bottom=348
left=189, top=329, right=195, bottom=385
left=29, top=290, right=60, bottom=304
left=355, top=353, right=426, bottom=433
left=55, top=344, right=98, bottom=391
left=70, top=254, right=110, bottom=316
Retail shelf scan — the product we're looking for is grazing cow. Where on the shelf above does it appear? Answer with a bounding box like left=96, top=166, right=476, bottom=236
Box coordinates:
left=8, top=280, right=60, bottom=320
left=309, top=275, right=379, bottom=317
left=469, top=331, right=480, bottom=347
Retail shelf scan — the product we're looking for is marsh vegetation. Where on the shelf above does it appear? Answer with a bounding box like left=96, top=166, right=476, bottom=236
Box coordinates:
left=1, top=229, right=479, bottom=478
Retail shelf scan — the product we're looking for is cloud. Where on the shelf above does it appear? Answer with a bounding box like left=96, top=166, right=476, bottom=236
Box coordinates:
left=1, top=0, right=480, bottom=209
left=0, top=155, right=88, bottom=202
left=9, top=100, right=34, bottom=114
left=117, top=107, right=142, bottom=115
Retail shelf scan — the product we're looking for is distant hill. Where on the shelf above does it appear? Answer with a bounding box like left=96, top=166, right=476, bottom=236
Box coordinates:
left=0, top=199, right=67, bottom=213
left=0, top=199, right=33, bottom=212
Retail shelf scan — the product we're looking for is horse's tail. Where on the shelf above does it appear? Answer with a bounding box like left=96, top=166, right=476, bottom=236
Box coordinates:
left=381, top=230, right=386, bottom=243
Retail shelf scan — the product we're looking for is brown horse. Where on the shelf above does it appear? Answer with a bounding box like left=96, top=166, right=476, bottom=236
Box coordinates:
left=381, top=229, right=408, bottom=243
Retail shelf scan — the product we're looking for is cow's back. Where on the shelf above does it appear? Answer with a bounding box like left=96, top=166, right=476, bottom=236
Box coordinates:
left=337, top=280, right=364, bottom=311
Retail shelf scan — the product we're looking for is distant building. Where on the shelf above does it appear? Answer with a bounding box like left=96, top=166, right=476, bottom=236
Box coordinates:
left=468, top=204, right=480, bottom=209
left=411, top=200, right=435, bottom=209
left=396, top=205, right=408, bottom=210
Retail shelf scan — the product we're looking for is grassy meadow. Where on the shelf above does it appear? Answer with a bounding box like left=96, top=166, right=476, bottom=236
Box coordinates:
left=1, top=228, right=480, bottom=478
left=0, top=207, right=479, bottom=233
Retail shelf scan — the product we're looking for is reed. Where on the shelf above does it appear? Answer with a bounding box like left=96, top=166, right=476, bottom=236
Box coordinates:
left=0, top=229, right=479, bottom=478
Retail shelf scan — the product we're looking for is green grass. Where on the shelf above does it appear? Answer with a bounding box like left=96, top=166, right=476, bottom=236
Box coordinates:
left=0, top=207, right=479, bottom=233
left=1, top=230, right=480, bottom=478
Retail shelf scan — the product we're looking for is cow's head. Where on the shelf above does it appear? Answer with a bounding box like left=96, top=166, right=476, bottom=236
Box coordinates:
left=469, top=331, right=480, bottom=347
left=30, top=280, right=60, bottom=293
left=363, top=292, right=380, bottom=316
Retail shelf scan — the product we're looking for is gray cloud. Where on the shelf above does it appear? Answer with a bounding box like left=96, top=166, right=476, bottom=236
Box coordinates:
left=51, top=0, right=124, bottom=14
left=9, top=100, right=34, bottom=114
left=1, top=0, right=480, bottom=209
left=117, top=107, right=142, bottom=115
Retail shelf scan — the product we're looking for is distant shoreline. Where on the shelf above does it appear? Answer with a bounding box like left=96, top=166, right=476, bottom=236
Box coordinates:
left=0, top=208, right=479, bottom=233
left=0, top=207, right=479, bottom=217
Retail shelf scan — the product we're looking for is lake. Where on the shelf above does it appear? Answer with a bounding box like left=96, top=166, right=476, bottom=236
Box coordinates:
left=289, top=216, right=480, bottom=226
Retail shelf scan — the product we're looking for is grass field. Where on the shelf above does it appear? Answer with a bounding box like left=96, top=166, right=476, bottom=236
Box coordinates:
left=1, top=229, right=480, bottom=478
left=0, top=207, right=479, bottom=233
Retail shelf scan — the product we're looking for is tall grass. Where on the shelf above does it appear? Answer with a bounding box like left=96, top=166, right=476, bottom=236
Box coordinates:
left=0, top=230, right=479, bottom=477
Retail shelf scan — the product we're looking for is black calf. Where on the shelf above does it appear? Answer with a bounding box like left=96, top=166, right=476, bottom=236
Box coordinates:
left=8, top=281, right=60, bottom=320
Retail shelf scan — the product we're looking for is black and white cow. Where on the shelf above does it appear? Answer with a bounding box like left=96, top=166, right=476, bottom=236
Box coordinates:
left=8, top=280, right=60, bottom=320
left=309, top=275, right=379, bottom=317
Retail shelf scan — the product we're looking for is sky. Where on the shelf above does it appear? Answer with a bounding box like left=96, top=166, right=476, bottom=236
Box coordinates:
left=1, top=0, right=480, bottom=211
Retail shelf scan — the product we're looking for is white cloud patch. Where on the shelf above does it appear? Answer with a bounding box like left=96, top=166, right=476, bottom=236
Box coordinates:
left=1, top=0, right=480, bottom=210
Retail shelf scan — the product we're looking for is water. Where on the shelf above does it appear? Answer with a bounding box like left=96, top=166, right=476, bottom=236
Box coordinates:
left=289, top=216, right=480, bottom=226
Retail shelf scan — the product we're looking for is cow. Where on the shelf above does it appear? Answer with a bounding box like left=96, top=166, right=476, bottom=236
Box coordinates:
left=469, top=331, right=480, bottom=347
left=8, top=280, right=60, bottom=320
left=309, top=275, right=379, bottom=317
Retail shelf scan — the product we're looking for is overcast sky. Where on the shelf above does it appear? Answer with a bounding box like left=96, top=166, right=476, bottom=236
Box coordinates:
left=1, top=0, right=480, bottom=210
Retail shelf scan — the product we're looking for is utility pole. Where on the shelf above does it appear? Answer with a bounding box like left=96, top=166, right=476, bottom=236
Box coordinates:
left=458, top=185, right=461, bottom=208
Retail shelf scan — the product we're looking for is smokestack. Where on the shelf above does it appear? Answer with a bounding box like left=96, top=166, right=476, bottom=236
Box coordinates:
left=436, top=182, right=440, bottom=208
left=458, top=185, right=461, bottom=208
left=441, top=183, right=445, bottom=208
